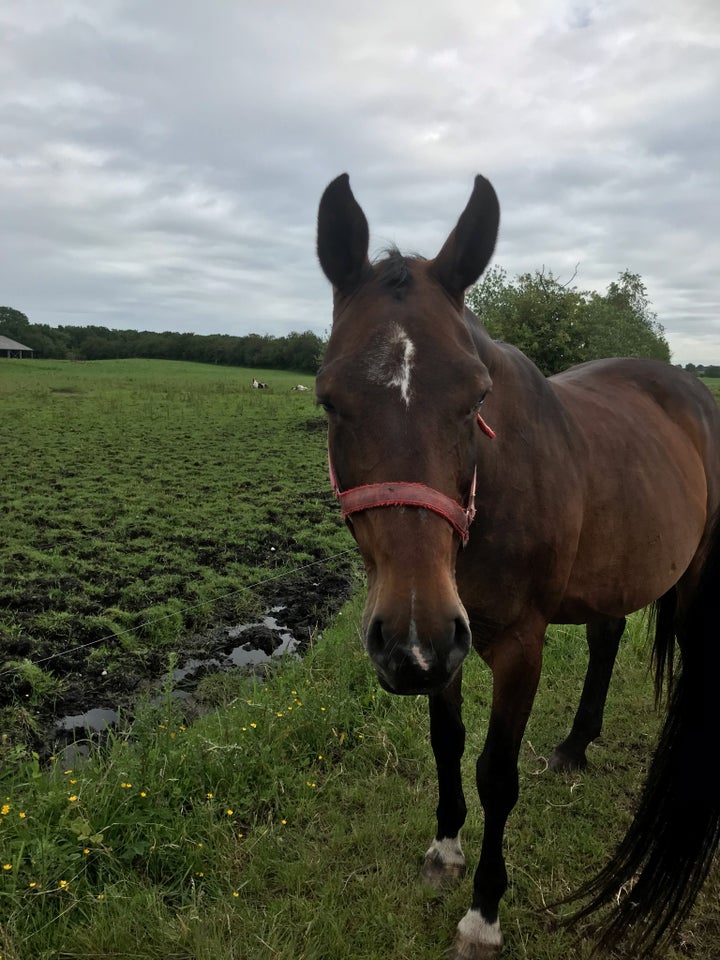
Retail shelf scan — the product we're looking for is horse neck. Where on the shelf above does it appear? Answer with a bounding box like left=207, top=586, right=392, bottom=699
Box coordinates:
left=464, top=307, right=578, bottom=447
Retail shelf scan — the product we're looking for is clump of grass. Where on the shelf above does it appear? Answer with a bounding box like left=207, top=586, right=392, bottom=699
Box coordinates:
left=3, top=659, right=64, bottom=705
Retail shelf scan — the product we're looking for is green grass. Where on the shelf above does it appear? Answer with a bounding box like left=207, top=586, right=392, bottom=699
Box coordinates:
left=1, top=599, right=718, bottom=959
left=0, top=359, right=356, bottom=747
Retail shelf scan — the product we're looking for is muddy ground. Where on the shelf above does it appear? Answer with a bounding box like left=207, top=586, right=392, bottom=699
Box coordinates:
left=12, top=568, right=355, bottom=760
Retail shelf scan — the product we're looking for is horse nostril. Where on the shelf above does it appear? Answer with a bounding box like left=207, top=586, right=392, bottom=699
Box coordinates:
left=454, top=617, right=472, bottom=655
left=366, top=617, right=386, bottom=658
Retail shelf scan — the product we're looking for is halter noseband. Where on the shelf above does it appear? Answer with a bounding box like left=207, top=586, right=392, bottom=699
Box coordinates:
left=329, top=413, right=495, bottom=546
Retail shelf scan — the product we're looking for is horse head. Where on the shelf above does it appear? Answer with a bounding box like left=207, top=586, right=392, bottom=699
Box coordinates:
left=316, top=174, right=500, bottom=695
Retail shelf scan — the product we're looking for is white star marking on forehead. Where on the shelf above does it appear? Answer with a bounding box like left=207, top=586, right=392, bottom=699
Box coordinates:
left=367, top=321, right=416, bottom=407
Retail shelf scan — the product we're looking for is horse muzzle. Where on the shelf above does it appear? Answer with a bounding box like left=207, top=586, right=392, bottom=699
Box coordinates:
left=365, top=614, right=471, bottom=695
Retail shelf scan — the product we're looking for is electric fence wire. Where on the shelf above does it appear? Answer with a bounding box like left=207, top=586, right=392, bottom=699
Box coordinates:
left=0, top=547, right=358, bottom=682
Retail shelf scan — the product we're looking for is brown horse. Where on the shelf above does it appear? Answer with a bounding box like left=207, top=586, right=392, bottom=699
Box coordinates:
left=316, top=173, right=720, bottom=958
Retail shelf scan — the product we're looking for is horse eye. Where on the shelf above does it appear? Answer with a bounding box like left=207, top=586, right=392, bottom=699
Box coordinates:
left=317, top=397, right=335, bottom=414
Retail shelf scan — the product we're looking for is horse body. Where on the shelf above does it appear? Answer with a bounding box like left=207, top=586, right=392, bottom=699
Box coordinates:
left=550, top=360, right=716, bottom=620
left=316, top=172, right=720, bottom=958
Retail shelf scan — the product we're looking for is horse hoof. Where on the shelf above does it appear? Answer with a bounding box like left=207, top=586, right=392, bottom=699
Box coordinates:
left=452, top=910, right=503, bottom=959
left=548, top=748, right=587, bottom=773
left=421, top=853, right=465, bottom=891
left=420, top=839, right=466, bottom=891
left=452, top=941, right=502, bottom=960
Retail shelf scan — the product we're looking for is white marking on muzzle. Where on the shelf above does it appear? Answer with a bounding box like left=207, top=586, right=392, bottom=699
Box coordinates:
left=408, top=589, right=432, bottom=671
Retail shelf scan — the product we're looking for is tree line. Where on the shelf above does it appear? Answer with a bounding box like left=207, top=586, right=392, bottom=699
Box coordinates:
left=0, top=268, right=693, bottom=378
left=0, top=306, right=323, bottom=374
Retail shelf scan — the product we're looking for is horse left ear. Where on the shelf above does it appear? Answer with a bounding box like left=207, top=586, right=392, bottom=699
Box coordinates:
left=429, top=175, right=500, bottom=299
left=317, top=173, right=371, bottom=294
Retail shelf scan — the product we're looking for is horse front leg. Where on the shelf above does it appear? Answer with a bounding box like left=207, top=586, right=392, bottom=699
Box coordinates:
left=421, top=669, right=468, bottom=888
left=549, top=616, right=625, bottom=772
left=454, top=628, right=543, bottom=960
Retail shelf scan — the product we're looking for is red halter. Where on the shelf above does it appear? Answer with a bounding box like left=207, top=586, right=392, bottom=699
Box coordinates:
left=329, top=413, right=495, bottom=546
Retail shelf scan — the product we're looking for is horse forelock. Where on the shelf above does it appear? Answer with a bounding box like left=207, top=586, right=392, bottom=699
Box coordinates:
left=372, top=247, right=425, bottom=301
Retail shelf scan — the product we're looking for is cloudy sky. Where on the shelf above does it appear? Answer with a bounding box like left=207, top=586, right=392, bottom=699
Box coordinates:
left=1, top=0, right=718, bottom=364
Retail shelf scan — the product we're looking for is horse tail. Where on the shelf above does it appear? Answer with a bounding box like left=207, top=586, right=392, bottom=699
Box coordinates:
left=571, top=509, right=720, bottom=956
left=647, top=587, right=677, bottom=705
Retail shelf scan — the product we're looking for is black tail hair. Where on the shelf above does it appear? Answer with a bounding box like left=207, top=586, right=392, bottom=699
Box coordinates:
left=568, top=509, right=720, bottom=956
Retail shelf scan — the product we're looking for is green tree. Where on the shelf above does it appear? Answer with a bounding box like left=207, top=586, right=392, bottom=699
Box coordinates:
left=467, top=268, right=585, bottom=375
left=466, top=268, right=671, bottom=374
left=586, top=270, right=670, bottom=363
left=0, top=306, right=30, bottom=341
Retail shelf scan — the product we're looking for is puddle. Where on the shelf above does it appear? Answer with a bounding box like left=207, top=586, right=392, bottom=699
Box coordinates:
left=226, top=614, right=300, bottom=664
left=57, top=707, right=118, bottom=733
left=53, top=610, right=301, bottom=743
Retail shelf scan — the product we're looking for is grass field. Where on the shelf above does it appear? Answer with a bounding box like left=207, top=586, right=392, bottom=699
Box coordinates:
left=1, top=360, right=718, bottom=959
left=0, top=360, right=357, bottom=751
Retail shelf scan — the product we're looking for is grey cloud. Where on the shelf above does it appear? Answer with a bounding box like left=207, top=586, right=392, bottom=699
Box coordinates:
left=0, top=0, right=718, bottom=363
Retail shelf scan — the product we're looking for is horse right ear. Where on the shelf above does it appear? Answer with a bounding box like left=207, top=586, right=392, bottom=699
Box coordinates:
left=317, top=174, right=371, bottom=293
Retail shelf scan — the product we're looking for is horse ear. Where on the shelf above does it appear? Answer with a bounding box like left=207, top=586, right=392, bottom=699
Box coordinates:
left=317, top=174, right=371, bottom=293
left=429, top=175, right=500, bottom=299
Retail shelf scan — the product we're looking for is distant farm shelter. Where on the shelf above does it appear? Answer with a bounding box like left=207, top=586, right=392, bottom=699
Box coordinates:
left=0, top=336, right=33, bottom=358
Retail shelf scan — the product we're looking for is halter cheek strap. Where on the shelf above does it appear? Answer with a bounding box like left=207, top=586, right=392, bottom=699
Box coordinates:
left=328, top=412, right=494, bottom=546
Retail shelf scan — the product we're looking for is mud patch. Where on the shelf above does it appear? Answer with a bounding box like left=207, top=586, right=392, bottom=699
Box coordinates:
left=45, top=568, right=355, bottom=760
